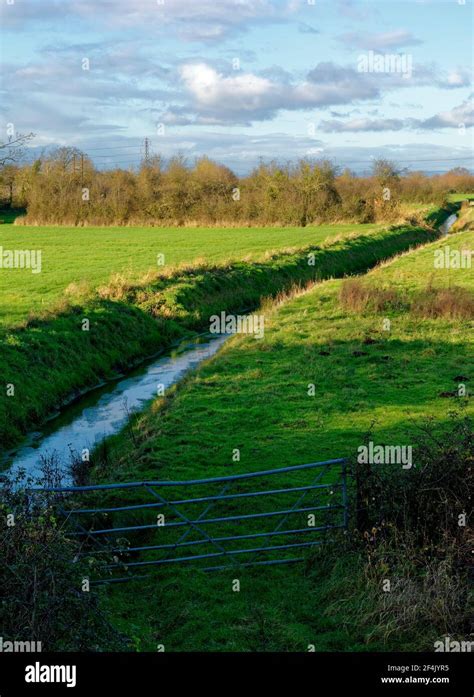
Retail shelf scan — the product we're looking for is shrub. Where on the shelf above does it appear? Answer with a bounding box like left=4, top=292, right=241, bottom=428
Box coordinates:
left=0, top=466, right=126, bottom=651
left=411, top=286, right=474, bottom=320
left=340, top=411, right=473, bottom=647
left=340, top=279, right=474, bottom=320
left=359, top=535, right=470, bottom=644
left=352, top=411, right=472, bottom=543
left=7, top=148, right=472, bottom=227
left=339, top=278, right=405, bottom=313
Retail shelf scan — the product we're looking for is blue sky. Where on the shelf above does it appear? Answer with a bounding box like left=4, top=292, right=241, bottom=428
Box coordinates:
left=1, top=0, right=473, bottom=173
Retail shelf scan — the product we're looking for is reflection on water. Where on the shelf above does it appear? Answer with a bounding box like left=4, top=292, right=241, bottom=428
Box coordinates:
left=5, top=334, right=228, bottom=484
left=439, top=213, right=457, bottom=235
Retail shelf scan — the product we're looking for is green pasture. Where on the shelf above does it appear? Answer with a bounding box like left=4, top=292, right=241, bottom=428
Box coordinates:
left=100, top=231, right=473, bottom=651
left=0, top=222, right=381, bottom=327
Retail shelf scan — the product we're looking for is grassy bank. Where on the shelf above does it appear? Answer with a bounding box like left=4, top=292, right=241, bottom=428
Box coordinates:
left=0, top=222, right=440, bottom=453
left=95, top=231, right=473, bottom=651
left=451, top=201, right=474, bottom=233
left=0, top=221, right=381, bottom=327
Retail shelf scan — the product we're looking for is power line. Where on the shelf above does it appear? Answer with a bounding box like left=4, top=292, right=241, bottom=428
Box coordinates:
left=90, top=156, right=473, bottom=165
left=79, top=144, right=474, bottom=172
left=90, top=152, right=142, bottom=159
left=70, top=143, right=144, bottom=153
left=331, top=156, right=474, bottom=165
left=88, top=152, right=472, bottom=163
left=95, top=159, right=143, bottom=166
left=57, top=142, right=474, bottom=166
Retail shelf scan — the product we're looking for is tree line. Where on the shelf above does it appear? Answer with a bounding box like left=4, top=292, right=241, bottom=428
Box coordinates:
left=1, top=146, right=473, bottom=226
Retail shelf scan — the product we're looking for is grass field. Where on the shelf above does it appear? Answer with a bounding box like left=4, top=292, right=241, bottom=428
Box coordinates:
left=0, top=222, right=382, bottom=327
left=100, top=229, right=474, bottom=481
left=2, top=196, right=465, bottom=328
left=448, top=193, right=474, bottom=203
left=0, top=221, right=439, bottom=451
left=97, top=230, right=473, bottom=651
left=1, top=205, right=471, bottom=653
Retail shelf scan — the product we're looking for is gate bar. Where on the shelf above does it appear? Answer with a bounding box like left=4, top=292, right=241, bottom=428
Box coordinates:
left=69, top=503, right=343, bottom=536
left=78, top=523, right=345, bottom=555
left=105, top=539, right=326, bottom=569
left=28, top=458, right=346, bottom=493
left=68, top=482, right=341, bottom=516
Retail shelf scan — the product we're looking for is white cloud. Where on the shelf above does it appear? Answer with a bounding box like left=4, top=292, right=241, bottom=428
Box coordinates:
left=437, top=68, right=472, bottom=90
left=180, top=63, right=275, bottom=110
left=337, top=30, right=423, bottom=50
left=3, top=0, right=289, bottom=42
left=419, top=99, right=474, bottom=129
left=166, top=61, right=380, bottom=124
left=320, top=118, right=405, bottom=132
left=320, top=100, right=474, bottom=132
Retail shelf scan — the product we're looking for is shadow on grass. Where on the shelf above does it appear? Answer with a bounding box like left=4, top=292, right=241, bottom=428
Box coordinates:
left=0, top=223, right=440, bottom=452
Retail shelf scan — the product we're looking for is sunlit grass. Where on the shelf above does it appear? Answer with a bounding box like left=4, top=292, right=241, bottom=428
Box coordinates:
left=100, top=232, right=473, bottom=651
left=0, top=222, right=381, bottom=326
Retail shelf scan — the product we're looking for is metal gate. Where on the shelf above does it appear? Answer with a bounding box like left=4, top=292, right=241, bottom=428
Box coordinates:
left=29, top=458, right=349, bottom=583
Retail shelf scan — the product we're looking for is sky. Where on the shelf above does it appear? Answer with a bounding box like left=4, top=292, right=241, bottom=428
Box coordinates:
left=1, top=0, right=473, bottom=174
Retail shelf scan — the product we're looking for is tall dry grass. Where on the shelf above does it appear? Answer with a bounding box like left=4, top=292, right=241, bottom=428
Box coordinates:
left=339, top=278, right=474, bottom=319
left=412, top=286, right=474, bottom=320
left=339, top=278, right=406, bottom=313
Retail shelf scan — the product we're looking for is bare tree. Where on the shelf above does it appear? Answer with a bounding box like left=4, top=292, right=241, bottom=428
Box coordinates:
left=371, top=158, right=404, bottom=186
left=0, top=132, right=34, bottom=167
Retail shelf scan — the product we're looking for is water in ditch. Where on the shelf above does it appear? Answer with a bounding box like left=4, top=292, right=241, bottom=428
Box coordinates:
left=4, top=334, right=228, bottom=484
left=439, top=213, right=458, bottom=235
